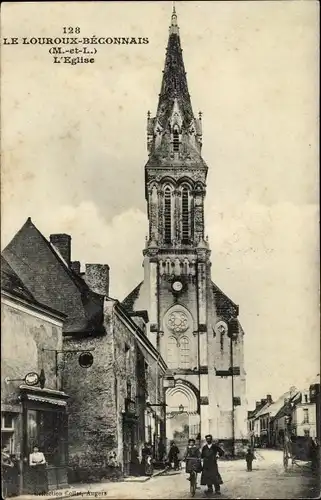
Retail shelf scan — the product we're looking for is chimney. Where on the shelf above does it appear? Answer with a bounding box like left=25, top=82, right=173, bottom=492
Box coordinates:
left=266, top=394, right=272, bottom=404
left=85, top=264, right=110, bottom=296
left=71, top=261, right=81, bottom=274
left=255, top=401, right=261, bottom=409
left=50, top=234, right=71, bottom=265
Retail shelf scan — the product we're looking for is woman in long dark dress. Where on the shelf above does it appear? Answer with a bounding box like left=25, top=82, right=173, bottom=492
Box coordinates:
left=141, top=442, right=153, bottom=476
left=29, top=446, right=48, bottom=494
left=200, top=435, right=224, bottom=495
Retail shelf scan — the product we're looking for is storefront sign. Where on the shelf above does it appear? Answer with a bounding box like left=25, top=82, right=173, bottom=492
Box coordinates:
left=24, top=372, right=40, bottom=386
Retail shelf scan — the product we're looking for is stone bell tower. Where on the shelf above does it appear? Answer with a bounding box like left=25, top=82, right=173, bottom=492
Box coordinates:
left=123, top=6, right=248, bottom=454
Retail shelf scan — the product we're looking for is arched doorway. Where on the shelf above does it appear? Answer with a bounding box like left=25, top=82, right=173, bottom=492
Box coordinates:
left=165, top=380, right=200, bottom=457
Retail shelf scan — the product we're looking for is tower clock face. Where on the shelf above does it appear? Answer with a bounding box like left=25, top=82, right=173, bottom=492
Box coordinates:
left=172, top=280, right=183, bottom=292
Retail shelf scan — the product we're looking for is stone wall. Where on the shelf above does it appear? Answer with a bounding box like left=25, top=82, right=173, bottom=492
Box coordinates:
left=62, top=299, right=144, bottom=482
left=1, top=298, right=63, bottom=404
left=1, top=296, right=64, bottom=463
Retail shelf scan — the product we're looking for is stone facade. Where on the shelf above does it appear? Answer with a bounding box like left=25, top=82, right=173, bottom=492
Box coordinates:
left=1, top=256, right=69, bottom=493
left=2, top=221, right=167, bottom=481
left=63, top=299, right=166, bottom=481
left=123, top=8, right=248, bottom=455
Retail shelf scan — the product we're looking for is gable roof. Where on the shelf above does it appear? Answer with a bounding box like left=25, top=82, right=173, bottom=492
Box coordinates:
left=122, top=281, right=144, bottom=312
left=2, top=218, right=104, bottom=335
left=1, top=255, right=66, bottom=319
left=212, top=281, right=239, bottom=321
left=1, top=255, right=35, bottom=302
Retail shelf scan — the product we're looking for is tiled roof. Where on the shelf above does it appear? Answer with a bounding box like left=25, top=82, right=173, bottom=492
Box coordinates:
left=212, top=282, right=239, bottom=321
left=122, top=282, right=143, bottom=312
left=1, top=255, right=36, bottom=302
left=2, top=218, right=104, bottom=335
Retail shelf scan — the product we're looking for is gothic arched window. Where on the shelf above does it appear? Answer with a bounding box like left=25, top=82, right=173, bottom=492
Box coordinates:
left=182, top=188, right=190, bottom=243
left=167, top=336, right=177, bottom=368
left=179, top=336, right=190, bottom=368
left=164, top=187, right=172, bottom=243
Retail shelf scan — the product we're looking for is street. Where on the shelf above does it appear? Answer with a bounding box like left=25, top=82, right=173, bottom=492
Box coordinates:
left=65, top=450, right=319, bottom=499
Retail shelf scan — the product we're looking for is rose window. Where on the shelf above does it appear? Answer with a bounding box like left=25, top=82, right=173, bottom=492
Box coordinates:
left=167, top=311, right=188, bottom=334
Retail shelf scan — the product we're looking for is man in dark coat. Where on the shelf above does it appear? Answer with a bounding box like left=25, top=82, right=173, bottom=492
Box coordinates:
left=168, top=441, right=180, bottom=470
left=200, top=434, right=224, bottom=494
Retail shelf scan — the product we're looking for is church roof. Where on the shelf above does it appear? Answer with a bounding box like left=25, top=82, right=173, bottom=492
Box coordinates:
left=212, top=281, right=239, bottom=321
left=122, top=281, right=144, bottom=312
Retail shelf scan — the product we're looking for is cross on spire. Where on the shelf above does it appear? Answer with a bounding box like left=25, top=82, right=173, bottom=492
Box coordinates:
left=170, top=1, right=179, bottom=35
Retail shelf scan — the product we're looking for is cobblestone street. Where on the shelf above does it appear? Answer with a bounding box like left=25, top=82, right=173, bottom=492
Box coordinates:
left=64, top=450, right=319, bottom=499
left=10, top=450, right=320, bottom=500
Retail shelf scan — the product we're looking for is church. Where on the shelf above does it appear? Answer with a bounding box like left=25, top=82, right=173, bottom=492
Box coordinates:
left=123, top=7, right=248, bottom=455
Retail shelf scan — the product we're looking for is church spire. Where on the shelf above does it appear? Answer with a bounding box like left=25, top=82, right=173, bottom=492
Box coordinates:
left=146, top=5, right=205, bottom=167
left=155, top=5, right=193, bottom=129
left=170, top=3, right=179, bottom=35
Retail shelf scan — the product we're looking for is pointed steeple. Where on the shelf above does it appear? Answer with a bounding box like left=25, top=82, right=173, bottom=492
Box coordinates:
left=156, top=5, right=193, bottom=129
left=146, top=5, right=204, bottom=168
left=169, top=3, right=179, bottom=36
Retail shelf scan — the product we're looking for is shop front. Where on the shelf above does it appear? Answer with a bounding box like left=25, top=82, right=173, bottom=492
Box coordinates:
left=20, top=386, right=69, bottom=493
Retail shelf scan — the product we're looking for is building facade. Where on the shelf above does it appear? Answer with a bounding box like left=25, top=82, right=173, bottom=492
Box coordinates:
left=123, top=8, right=247, bottom=455
left=1, top=256, right=69, bottom=494
left=2, top=219, right=167, bottom=481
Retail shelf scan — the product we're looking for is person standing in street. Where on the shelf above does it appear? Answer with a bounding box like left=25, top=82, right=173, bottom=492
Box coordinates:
left=245, top=447, right=256, bottom=472
left=141, top=442, right=153, bottom=476
left=184, top=438, right=201, bottom=487
left=29, top=445, right=48, bottom=494
left=168, top=441, right=180, bottom=470
left=1, top=445, right=14, bottom=498
left=200, top=434, right=224, bottom=495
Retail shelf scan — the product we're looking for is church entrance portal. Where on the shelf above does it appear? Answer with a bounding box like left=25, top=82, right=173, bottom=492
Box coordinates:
left=165, top=380, right=200, bottom=457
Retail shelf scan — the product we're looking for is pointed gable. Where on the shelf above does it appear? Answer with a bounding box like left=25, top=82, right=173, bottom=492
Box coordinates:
left=212, top=281, right=239, bottom=321
left=2, top=218, right=104, bottom=335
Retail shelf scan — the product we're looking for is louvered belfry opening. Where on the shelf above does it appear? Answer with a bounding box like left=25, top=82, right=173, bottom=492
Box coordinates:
left=164, top=188, right=172, bottom=243
left=173, top=129, right=179, bottom=151
left=182, top=188, right=189, bottom=243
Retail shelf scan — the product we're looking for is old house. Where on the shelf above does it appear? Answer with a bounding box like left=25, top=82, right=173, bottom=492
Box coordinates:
left=2, top=219, right=167, bottom=481
left=247, top=397, right=271, bottom=448
left=1, top=255, right=69, bottom=494
left=266, top=387, right=300, bottom=448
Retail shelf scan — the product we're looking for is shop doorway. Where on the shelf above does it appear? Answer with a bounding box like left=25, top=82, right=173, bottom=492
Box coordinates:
left=24, top=406, right=68, bottom=492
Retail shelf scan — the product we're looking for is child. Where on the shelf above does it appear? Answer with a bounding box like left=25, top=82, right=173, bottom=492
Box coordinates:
left=245, top=447, right=255, bottom=471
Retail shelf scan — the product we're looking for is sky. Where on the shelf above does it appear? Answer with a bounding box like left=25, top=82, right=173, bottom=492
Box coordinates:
left=1, top=1, right=319, bottom=408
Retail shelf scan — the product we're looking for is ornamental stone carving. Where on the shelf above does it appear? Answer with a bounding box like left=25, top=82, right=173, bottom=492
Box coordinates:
left=167, top=310, right=189, bottom=334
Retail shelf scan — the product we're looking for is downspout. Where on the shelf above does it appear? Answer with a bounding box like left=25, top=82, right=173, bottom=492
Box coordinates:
left=230, top=333, right=235, bottom=457
left=195, top=263, right=202, bottom=446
